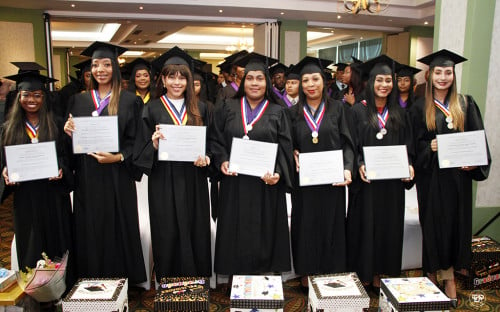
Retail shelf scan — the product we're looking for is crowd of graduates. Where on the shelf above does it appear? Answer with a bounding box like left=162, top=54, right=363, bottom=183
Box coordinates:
left=0, top=41, right=490, bottom=307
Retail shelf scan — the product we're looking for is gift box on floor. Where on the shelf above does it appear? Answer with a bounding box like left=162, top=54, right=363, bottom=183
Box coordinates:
left=154, top=277, right=209, bottom=312
left=230, top=275, right=284, bottom=311
left=0, top=270, right=16, bottom=292
left=62, top=278, right=128, bottom=312
left=379, top=277, right=450, bottom=312
left=457, top=236, right=500, bottom=289
left=308, top=272, right=369, bottom=312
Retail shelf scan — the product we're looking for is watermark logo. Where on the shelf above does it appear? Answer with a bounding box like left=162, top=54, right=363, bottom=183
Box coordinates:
left=469, top=289, right=486, bottom=309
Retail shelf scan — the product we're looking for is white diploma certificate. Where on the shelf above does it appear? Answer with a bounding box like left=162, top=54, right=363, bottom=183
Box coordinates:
left=157, top=124, right=206, bottom=162
left=229, top=137, right=278, bottom=177
left=363, top=145, right=410, bottom=180
left=437, top=130, right=488, bottom=168
left=4, top=141, right=59, bottom=182
left=299, top=150, right=344, bottom=186
left=72, top=116, right=119, bottom=154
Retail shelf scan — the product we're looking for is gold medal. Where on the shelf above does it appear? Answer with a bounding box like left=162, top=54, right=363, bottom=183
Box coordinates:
left=312, top=137, right=318, bottom=144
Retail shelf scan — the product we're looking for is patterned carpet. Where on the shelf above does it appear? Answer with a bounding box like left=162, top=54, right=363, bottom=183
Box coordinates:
left=1, top=194, right=499, bottom=311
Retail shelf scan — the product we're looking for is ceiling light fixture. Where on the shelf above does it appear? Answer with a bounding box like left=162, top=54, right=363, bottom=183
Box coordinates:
left=344, top=0, right=389, bottom=14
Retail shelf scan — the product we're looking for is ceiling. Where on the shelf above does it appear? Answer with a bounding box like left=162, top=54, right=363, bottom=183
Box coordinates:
left=2, top=0, right=435, bottom=62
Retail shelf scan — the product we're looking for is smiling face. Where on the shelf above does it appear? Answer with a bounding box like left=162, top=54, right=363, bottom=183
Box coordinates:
left=301, top=72, right=324, bottom=102
left=91, top=58, right=113, bottom=87
left=373, top=74, right=393, bottom=99
left=134, top=69, right=151, bottom=91
left=431, top=66, right=454, bottom=91
left=19, top=90, right=43, bottom=115
left=397, top=76, right=411, bottom=93
left=162, top=71, right=187, bottom=100
left=244, top=70, right=267, bottom=102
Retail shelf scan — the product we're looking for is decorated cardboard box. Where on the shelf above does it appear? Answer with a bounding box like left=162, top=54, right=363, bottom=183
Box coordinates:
left=457, top=236, right=500, bottom=289
left=308, top=272, right=369, bottom=312
left=62, top=278, right=128, bottom=312
left=379, top=277, right=450, bottom=312
left=154, top=277, right=209, bottom=312
left=0, top=270, right=16, bottom=292
left=230, top=275, right=284, bottom=311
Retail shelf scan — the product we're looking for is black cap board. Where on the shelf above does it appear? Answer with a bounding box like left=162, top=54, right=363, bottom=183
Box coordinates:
left=224, top=50, right=249, bottom=65
left=81, top=41, right=127, bottom=59
left=358, top=54, right=398, bottom=77
left=4, top=71, right=57, bottom=91
left=291, top=56, right=332, bottom=76
left=396, top=64, right=421, bottom=77
left=417, top=49, right=467, bottom=68
left=269, top=63, right=288, bottom=76
left=11, top=62, right=46, bottom=74
left=333, top=62, right=348, bottom=71
left=233, top=52, right=278, bottom=73
left=152, top=46, right=194, bottom=72
left=127, top=58, right=151, bottom=75
left=73, top=59, right=91, bottom=73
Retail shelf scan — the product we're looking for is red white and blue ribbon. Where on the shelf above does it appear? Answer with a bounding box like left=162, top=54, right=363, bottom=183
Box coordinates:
left=434, top=99, right=451, bottom=118
left=160, top=95, right=187, bottom=125
left=25, top=120, right=39, bottom=142
left=377, top=106, right=389, bottom=130
left=303, top=101, right=325, bottom=134
left=91, top=89, right=111, bottom=115
left=241, top=96, right=269, bottom=136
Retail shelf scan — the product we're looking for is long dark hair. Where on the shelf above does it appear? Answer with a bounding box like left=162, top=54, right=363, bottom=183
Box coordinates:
left=2, top=91, right=58, bottom=146
left=155, top=64, right=203, bottom=126
left=127, top=66, right=151, bottom=94
left=234, top=69, right=278, bottom=103
left=88, top=57, right=122, bottom=115
left=397, top=74, right=416, bottom=109
left=363, top=66, right=403, bottom=131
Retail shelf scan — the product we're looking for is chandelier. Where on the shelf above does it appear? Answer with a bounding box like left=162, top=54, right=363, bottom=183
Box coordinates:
left=225, top=38, right=254, bottom=53
left=344, top=0, right=389, bottom=14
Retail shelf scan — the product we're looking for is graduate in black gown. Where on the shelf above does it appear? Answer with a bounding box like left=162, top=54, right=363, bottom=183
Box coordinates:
left=127, top=58, right=152, bottom=105
left=210, top=52, right=294, bottom=275
left=63, top=41, right=146, bottom=284
left=57, top=60, right=91, bottom=119
left=215, top=50, right=249, bottom=105
left=349, top=55, right=415, bottom=288
left=1, top=72, right=74, bottom=282
left=288, top=56, right=354, bottom=287
left=396, top=64, right=421, bottom=110
left=134, top=46, right=212, bottom=279
left=410, top=49, right=491, bottom=305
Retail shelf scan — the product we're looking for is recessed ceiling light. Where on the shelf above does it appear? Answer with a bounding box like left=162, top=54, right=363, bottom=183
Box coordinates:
left=280, top=12, right=285, bottom=15
left=242, top=25, right=246, bottom=28
left=360, top=36, right=363, bottom=39
left=139, top=6, right=143, bottom=10
left=388, top=19, right=393, bottom=22
left=337, top=15, right=341, bottom=19
left=424, top=21, right=429, bottom=25
left=71, top=4, right=75, bottom=8
left=219, top=9, right=223, bottom=13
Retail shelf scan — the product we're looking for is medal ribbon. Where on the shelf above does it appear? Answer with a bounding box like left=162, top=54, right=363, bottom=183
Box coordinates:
left=230, top=82, right=239, bottom=92
left=303, top=101, right=326, bottom=134
left=25, top=121, right=38, bottom=140
left=91, top=89, right=111, bottom=115
left=434, top=99, right=451, bottom=118
left=240, top=96, right=269, bottom=135
left=160, top=95, right=187, bottom=125
left=377, top=106, right=389, bottom=129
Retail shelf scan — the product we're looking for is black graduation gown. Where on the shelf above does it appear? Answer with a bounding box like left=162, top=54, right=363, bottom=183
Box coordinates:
left=349, top=102, right=414, bottom=283
left=134, top=98, right=212, bottom=279
left=66, top=90, right=146, bottom=284
left=0, top=118, right=73, bottom=273
left=410, top=95, right=490, bottom=274
left=289, top=99, right=354, bottom=275
left=209, top=98, right=294, bottom=275
left=215, top=84, right=238, bottom=106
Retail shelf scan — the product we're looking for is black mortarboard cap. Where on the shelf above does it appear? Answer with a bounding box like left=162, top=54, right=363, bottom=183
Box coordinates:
left=73, top=59, right=91, bottom=73
left=193, top=66, right=204, bottom=82
left=292, top=56, right=332, bottom=76
left=81, top=41, right=127, bottom=59
left=417, top=49, right=467, bottom=68
left=224, top=50, right=249, bottom=65
left=10, top=62, right=46, bottom=74
left=233, top=52, right=278, bottom=73
left=351, top=56, right=363, bottom=64
left=269, top=63, right=288, bottom=76
left=333, top=62, right=348, bottom=71
left=152, top=46, right=194, bottom=72
left=127, top=58, right=151, bottom=77
left=396, top=64, right=421, bottom=77
left=4, top=71, right=57, bottom=91
left=286, top=65, right=300, bottom=81
left=217, top=60, right=232, bottom=73
left=359, top=54, right=398, bottom=77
